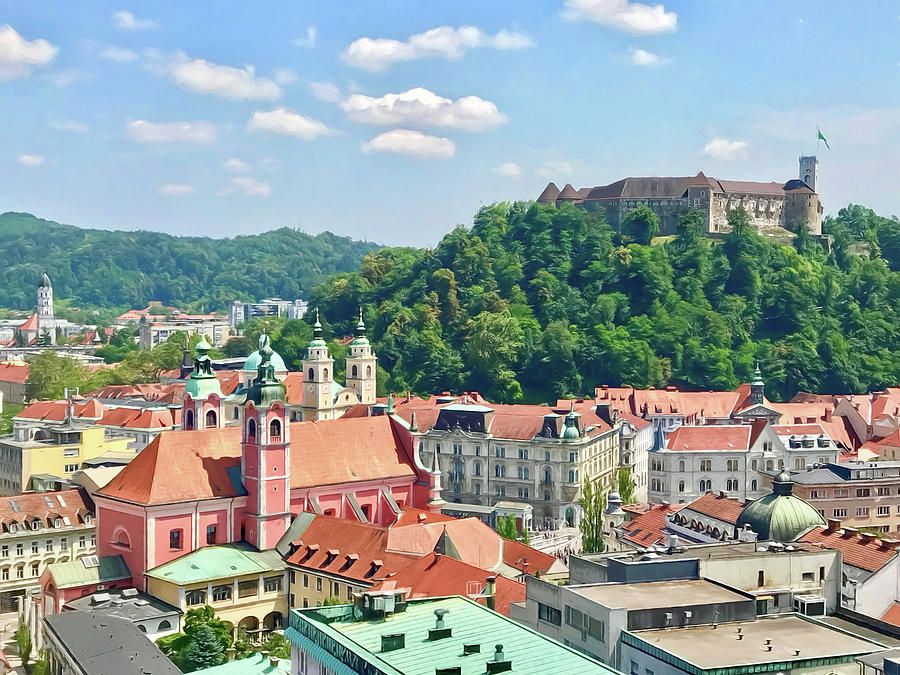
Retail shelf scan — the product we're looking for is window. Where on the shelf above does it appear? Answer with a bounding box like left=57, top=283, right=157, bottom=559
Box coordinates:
left=63, top=464, right=78, bottom=473
left=1, top=568, right=7, bottom=581
left=495, top=447, right=506, bottom=458
left=238, top=580, right=257, bottom=598
left=185, top=590, right=206, bottom=606
left=0, top=546, right=6, bottom=558
left=537, top=603, right=561, bottom=626
left=794, top=458, right=806, bottom=470
left=159, top=620, right=172, bottom=631
left=270, top=419, right=281, bottom=439
left=758, top=570, right=765, bottom=586
left=802, top=572, right=814, bottom=582
left=751, top=459, right=758, bottom=471
left=31, top=563, right=39, bottom=577
left=453, top=444, right=463, bottom=455
left=316, top=578, right=322, bottom=592
left=518, top=448, right=528, bottom=460
left=212, top=585, right=231, bottom=602
left=206, top=525, right=217, bottom=545
left=333, top=581, right=339, bottom=596
left=700, top=460, right=712, bottom=472
left=31, top=542, right=38, bottom=555
left=810, top=490, right=826, bottom=499
left=44, top=540, right=52, bottom=553
left=206, top=410, right=218, bottom=428
left=857, top=488, right=871, bottom=497
left=16, top=566, right=23, bottom=579
left=474, top=462, right=481, bottom=477
left=569, top=451, right=578, bottom=463
left=517, top=466, right=529, bottom=480
left=347, top=585, right=353, bottom=600
left=857, top=507, right=870, bottom=518
left=545, top=451, right=551, bottom=461
left=834, top=488, right=849, bottom=498
left=248, top=418, right=257, bottom=441
left=60, top=537, right=67, bottom=551
left=568, top=470, right=578, bottom=483
left=588, top=617, right=605, bottom=642
left=494, top=464, right=506, bottom=478
left=475, top=445, right=481, bottom=456
left=766, top=459, right=774, bottom=471
left=169, top=529, right=183, bottom=550
left=631, top=662, right=639, bottom=675
left=678, top=480, right=685, bottom=493
left=302, top=574, right=309, bottom=588
left=264, top=576, right=282, bottom=593
left=833, top=508, right=847, bottom=518
left=517, top=487, right=529, bottom=499
left=726, top=459, right=738, bottom=471
left=63, top=448, right=78, bottom=457
left=879, top=487, right=892, bottom=496
left=678, top=460, right=686, bottom=472
left=878, top=506, right=890, bottom=517
left=750, top=479, right=758, bottom=492
left=78, top=535, right=85, bottom=548
left=726, top=479, right=738, bottom=492
left=565, top=605, right=584, bottom=628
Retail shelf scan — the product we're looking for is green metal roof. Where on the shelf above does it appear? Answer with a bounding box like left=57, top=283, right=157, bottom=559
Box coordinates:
left=145, top=544, right=285, bottom=585
left=243, top=349, right=287, bottom=373
left=287, top=596, right=621, bottom=675
left=47, top=554, right=131, bottom=590
left=193, top=653, right=289, bottom=674
left=736, top=473, right=826, bottom=542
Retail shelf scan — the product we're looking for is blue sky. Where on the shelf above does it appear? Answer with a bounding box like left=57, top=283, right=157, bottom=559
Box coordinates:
left=1, top=1, right=898, bottom=246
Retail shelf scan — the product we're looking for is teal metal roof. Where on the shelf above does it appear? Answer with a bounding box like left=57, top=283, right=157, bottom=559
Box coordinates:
left=145, top=544, right=285, bottom=585
left=288, top=596, right=621, bottom=674
left=736, top=473, right=826, bottom=542
left=193, top=652, right=289, bottom=674
left=47, top=554, right=131, bottom=590
left=243, top=349, right=287, bottom=373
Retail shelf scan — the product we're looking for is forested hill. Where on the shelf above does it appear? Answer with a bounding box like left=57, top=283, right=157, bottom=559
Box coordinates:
left=308, top=202, right=900, bottom=403
left=0, top=212, right=379, bottom=311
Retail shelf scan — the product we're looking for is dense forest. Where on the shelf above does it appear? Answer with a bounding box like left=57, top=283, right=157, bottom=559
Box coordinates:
left=0, top=212, right=378, bottom=311
left=302, top=202, right=899, bottom=403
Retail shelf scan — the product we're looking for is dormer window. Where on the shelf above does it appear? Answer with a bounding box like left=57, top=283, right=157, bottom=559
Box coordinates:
left=54, top=518, right=63, bottom=528
left=31, top=520, right=40, bottom=531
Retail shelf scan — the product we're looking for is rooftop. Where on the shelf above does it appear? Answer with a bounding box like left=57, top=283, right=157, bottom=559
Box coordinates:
left=570, top=578, right=750, bottom=610
left=43, top=612, right=181, bottom=675
left=145, top=543, right=285, bottom=585
left=188, top=652, right=289, bottom=674
left=63, top=587, right=181, bottom=622
left=46, top=554, right=131, bottom=590
left=287, top=595, right=618, bottom=674
left=626, top=614, right=881, bottom=670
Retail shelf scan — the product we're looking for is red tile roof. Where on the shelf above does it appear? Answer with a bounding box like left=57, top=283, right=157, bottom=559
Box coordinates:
left=0, top=362, right=29, bottom=384
left=372, top=552, right=525, bottom=616
left=98, top=415, right=418, bottom=505
left=681, top=492, right=745, bottom=525
left=799, top=526, right=899, bottom=573
left=665, top=425, right=752, bottom=451
left=18, top=314, right=38, bottom=332
left=501, top=537, right=557, bottom=575
left=620, top=503, right=684, bottom=547
left=17, top=399, right=105, bottom=423
left=881, top=602, right=900, bottom=627
left=771, top=424, right=828, bottom=436
left=0, top=489, right=92, bottom=529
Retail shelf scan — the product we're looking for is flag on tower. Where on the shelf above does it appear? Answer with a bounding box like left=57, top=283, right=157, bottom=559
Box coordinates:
left=817, top=128, right=830, bottom=149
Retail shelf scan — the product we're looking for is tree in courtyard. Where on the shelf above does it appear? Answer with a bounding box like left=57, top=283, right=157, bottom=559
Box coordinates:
left=621, top=206, right=660, bottom=245
left=495, top=514, right=519, bottom=541
left=260, top=631, right=292, bottom=659
left=184, top=625, right=225, bottom=671
left=579, top=479, right=605, bottom=554
left=14, top=623, right=32, bottom=671
left=25, top=351, right=89, bottom=401
left=617, top=467, right=635, bottom=505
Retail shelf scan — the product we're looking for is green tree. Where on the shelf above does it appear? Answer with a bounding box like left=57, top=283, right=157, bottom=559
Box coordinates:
left=495, top=514, right=518, bottom=540
left=260, top=632, right=292, bottom=659
left=184, top=625, right=225, bottom=671
left=14, top=623, right=32, bottom=671
left=25, top=351, right=88, bottom=400
left=616, top=467, right=635, bottom=505
left=621, top=206, right=660, bottom=245
left=579, top=479, right=605, bottom=554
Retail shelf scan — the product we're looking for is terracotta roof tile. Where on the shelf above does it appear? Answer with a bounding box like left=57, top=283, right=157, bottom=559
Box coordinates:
left=621, top=503, right=684, bottom=547
left=18, top=314, right=38, bottom=332
left=881, top=602, right=900, bottom=627
left=799, top=526, right=898, bottom=573
left=0, top=489, right=92, bottom=529
left=665, top=425, right=752, bottom=452
left=0, top=362, right=29, bottom=384
left=681, top=492, right=744, bottom=525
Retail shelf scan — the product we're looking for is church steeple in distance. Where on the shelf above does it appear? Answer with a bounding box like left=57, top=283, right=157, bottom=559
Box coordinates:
left=750, top=364, right=765, bottom=405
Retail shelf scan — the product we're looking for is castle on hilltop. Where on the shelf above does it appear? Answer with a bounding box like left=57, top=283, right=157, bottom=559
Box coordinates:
left=538, top=156, right=823, bottom=237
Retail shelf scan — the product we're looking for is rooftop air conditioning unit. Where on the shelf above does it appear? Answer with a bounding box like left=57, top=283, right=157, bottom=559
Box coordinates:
left=793, top=595, right=826, bottom=617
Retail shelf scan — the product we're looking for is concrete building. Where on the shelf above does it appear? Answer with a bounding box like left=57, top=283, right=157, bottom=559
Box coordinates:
left=0, top=489, right=96, bottom=612
left=228, top=298, right=307, bottom=326
left=62, top=587, right=181, bottom=641
left=138, top=315, right=231, bottom=349
left=0, top=362, right=28, bottom=405
left=286, top=593, right=620, bottom=675
left=538, top=156, right=823, bottom=236
left=774, top=461, right=900, bottom=535
left=618, top=413, right=652, bottom=504
left=42, top=611, right=181, bottom=675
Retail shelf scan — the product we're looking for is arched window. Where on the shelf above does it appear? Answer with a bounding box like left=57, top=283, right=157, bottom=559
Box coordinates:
left=113, top=527, right=131, bottom=550
left=474, top=461, right=481, bottom=476
left=205, top=410, right=217, bottom=428
left=766, top=459, right=774, bottom=471
left=247, top=418, right=257, bottom=441
left=678, top=480, right=685, bottom=492
left=233, top=408, right=240, bottom=420
left=307, top=368, right=314, bottom=381
left=351, top=365, right=358, bottom=378
left=158, top=620, right=172, bottom=631
left=366, top=365, right=372, bottom=378
left=750, top=479, right=758, bottom=491
left=270, top=419, right=281, bottom=439
left=185, top=409, right=194, bottom=430
left=323, top=368, right=329, bottom=380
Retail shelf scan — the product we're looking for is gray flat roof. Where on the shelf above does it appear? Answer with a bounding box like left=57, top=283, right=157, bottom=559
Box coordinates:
left=583, top=541, right=834, bottom=565
left=571, top=578, right=750, bottom=610
left=44, top=612, right=181, bottom=674
left=628, top=615, right=882, bottom=669
left=63, top=588, right=181, bottom=622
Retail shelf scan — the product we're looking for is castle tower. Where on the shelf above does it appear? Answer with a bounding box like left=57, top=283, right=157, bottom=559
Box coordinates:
left=36, top=272, right=55, bottom=345
left=300, top=310, right=334, bottom=420
left=345, top=308, right=377, bottom=405
left=749, top=364, right=765, bottom=406
left=182, top=335, right=224, bottom=431
left=241, top=336, right=291, bottom=550
left=799, top=156, right=818, bottom=192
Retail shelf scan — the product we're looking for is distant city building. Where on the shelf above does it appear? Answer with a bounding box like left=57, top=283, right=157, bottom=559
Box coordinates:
left=138, top=315, right=231, bottom=349
left=538, top=156, right=823, bottom=236
left=228, top=298, right=307, bottom=326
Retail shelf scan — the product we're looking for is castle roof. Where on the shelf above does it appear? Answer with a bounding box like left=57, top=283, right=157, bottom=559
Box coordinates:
left=556, top=183, right=580, bottom=200
left=97, top=415, right=417, bottom=505
left=536, top=182, right=560, bottom=203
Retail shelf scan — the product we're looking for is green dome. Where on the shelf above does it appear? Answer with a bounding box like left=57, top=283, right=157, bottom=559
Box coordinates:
left=243, top=349, right=286, bottom=373
left=736, top=472, right=825, bottom=542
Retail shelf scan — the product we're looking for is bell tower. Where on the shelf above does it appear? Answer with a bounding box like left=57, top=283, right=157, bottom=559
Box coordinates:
left=36, top=272, right=56, bottom=345
left=182, top=335, right=224, bottom=431
left=749, top=364, right=765, bottom=406
left=301, top=310, right=334, bottom=420
left=345, top=308, right=377, bottom=405
left=240, top=337, right=291, bottom=550
left=799, top=155, right=818, bottom=192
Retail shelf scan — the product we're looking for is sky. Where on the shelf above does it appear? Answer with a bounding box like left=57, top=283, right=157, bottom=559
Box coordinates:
left=1, top=1, right=898, bottom=247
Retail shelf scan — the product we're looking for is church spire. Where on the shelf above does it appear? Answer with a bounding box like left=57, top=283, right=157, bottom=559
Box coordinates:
left=245, top=335, right=284, bottom=406
left=750, top=363, right=765, bottom=405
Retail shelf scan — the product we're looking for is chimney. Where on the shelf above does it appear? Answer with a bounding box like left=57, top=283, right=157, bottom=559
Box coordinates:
left=269, top=656, right=279, bottom=668
left=824, top=408, right=832, bottom=422
left=860, top=532, right=875, bottom=545
left=381, top=634, right=406, bottom=652
left=486, top=644, right=513, bottom=674
left=880, top=539, right=900, bottom=551
left=485, top=576, right=496, bottom=611
left=410, top=411, right=418, bottom=432
left=825, top=518, right=841, bottom=534
left=428, top=609, right=452, bottom=640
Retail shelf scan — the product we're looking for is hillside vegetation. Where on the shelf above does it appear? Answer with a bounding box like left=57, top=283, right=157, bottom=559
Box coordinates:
left=0, top=212, right=379, bottom=311
left=307, top=202, right=900, bottom=403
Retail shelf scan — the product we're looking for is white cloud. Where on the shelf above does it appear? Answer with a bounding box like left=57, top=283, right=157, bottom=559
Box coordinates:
left=630, top=47, right=667, bottom=66
left=223, top=158, right=250, bottom=172
left=126, top=119, right=217, bottom=144
left=273, top=67, right=297, bottom=85
left=224, top=177, right=270, bottom=197
left=535, top=160, right=573, bottom=179
left=309, top=81, right=341, bottom=102
left=49, top=119, right=90, bottom=133
left=46, top=68, right=91, bottom=87
left=0, top=25, right=57, bottom=79
left=493, top=161, right=523, bottom=179
left=247, top=107, right=333, bottom=140
left=563, top=0, right=677, bottom=35
left=702, top=138, right=749, bottom=160
left=293, top=26, right=318, bottom=49
left=341, top=87, right=507, bottom=132
left=17, top=154, right=45, bottom=168
left=342, top=25, right=534, bottom=72
left=362, top=129, right=455, bottom=159
left=99, top=45, right=137, bottom=62
left=114, top=10, right=156, bottom=31
left=158, top=183, right=195, bottom=196
left=170, top=56, right=281, bottom=100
